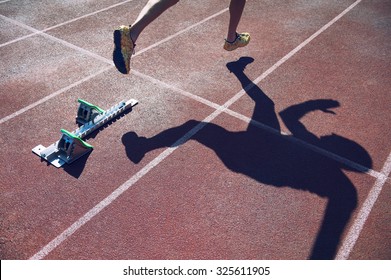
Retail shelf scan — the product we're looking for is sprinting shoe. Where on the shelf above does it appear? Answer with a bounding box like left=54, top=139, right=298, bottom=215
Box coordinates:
left=223, top=32, right=251, bottom=51
left=113, top=25, right=135, bottom=74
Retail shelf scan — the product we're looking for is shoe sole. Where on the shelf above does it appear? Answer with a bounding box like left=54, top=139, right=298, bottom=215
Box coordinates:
left=113, top=28, right=132, bottom=74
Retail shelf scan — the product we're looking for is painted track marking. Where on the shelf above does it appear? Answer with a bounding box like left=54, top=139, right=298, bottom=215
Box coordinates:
left=0, top=0, right=378, bottom=181
left=29, top=0, right=370, bottom=259
left=0, top=66, right=112, bottom=125
left=0, top=7, right=229, bottom=124
left=0, top=0, right=137, bottom=48
left=336, top=152, right=391, bottom=259
left=132, top=69, right=382, bottom=179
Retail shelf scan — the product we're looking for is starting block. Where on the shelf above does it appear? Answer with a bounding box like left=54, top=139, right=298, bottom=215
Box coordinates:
left=32, top=98, right=138, bottom=168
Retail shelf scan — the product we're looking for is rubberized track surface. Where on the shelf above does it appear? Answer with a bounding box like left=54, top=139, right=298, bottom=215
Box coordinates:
left=1, top=0, right=390, bottom=260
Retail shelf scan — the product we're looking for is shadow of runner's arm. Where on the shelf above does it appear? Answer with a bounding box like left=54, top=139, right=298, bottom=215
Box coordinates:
left=279, top=99, right=340, bottom=143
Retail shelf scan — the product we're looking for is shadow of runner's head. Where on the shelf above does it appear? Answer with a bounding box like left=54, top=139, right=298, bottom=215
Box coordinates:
left=319, top=133, right=372, bottom=172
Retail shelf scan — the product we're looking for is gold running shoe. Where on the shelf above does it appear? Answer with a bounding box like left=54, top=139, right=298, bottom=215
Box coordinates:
left=223, top=32, right=251, bottom=51
left=113, top=25, right=135, bottom=74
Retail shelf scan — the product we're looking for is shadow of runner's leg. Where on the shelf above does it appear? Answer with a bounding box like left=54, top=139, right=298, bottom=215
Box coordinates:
left=227, top=57, right=281, bottom=133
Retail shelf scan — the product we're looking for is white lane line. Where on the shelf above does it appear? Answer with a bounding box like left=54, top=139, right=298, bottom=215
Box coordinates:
left=29, top=1, right=365, bottom=259
left=0, top=0, right=12, bottom=4
left=0, top=32, right=37, bottom=48
left=0, top=14, right=113, bottom=65
left=133, top=69, right=380, bottom=178
left=0, top=8, right=229, bottom=124
left=0, top=14, right=38, bottom=33
left=132, top=70, right=221, bottom=110
left=0, top=66, right=112, bottom=125
left=29, top=119, right=209, bottom=260
left=335, top=152, right=391, bottom=260
left=208, top=0, right=364, bottom=115
left=0, top=0, right=136, bottom=48
left=223, top=108, right=382, bottom=178
left=135, top=8, right=228, bottom=56
left=42, top=0, right=136, bottom=32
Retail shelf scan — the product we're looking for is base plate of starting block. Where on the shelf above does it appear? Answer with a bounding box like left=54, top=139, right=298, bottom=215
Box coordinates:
left=32, top=144, right=66, bottom=168
left=32, top=98, right=138, bottom=168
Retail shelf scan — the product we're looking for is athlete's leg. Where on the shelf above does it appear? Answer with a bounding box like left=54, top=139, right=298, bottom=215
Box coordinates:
left=226, top=0, right=246, bottom=42
left=224, top=0, right=250, bottom=51
left=113, top=0, right=180, bottom=74
left=130, top=0, right=180, bottom=43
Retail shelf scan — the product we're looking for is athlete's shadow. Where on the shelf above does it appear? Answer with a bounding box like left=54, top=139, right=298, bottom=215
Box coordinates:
left=121, top=57, right=372, bottom=259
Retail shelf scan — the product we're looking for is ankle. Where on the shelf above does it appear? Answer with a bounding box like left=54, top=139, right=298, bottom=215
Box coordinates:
left=129, top=26, right=137, bottom=44
left=226, top=32, right=238, bottom=43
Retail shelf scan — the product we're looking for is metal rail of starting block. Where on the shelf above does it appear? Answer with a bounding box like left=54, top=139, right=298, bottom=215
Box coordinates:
left=32, top=98, right=138, bottom=168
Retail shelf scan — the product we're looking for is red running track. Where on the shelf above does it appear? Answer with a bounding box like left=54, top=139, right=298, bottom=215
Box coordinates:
left=0, top=0, right=390, bottom=260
